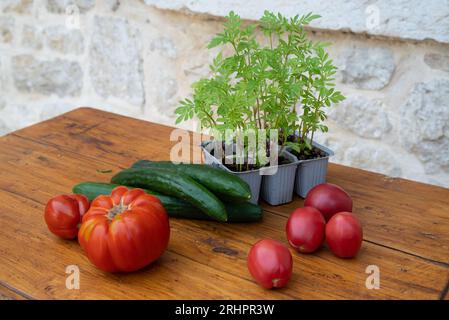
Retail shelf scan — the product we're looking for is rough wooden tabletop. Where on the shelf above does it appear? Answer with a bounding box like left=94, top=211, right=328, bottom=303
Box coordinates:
left=0, top=107, right=448, bottom=300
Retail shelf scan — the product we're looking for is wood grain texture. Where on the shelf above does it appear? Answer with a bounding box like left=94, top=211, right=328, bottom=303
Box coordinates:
left=442, top=282, right=449, bottom=300
left=13, top=107, right=449, bottom=265
left=0, top=282, right=30, bottom=300
left=1, top=107, right=448, bottom=300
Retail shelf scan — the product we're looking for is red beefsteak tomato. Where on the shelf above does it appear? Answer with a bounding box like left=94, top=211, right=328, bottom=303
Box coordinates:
left=247, top=239, right=292, bottom=289
left=304, top=183, right=353, bottom=221
left=78, top=186, right=170, bottom=273
left=44, top=194, right=89, bottom=239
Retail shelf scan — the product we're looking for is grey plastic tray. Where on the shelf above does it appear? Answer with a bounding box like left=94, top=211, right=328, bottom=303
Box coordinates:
left=201, top=141, right=262, bottom=204
left=290, top=141, right=334, bottom=198
left=260, top=151, right=299, bottom=205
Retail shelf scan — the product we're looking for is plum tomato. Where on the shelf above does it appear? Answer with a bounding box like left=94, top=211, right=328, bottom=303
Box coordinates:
left=286, top=206, right=326, bottom=253
left=247, top=239, right=293, bottom=289
left=325, top=211, right=363, bottom=258
left=304, top=183, right=352, bottom=221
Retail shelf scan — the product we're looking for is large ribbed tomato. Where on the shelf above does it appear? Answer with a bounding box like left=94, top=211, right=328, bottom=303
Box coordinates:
left=78, top=186, right=170, bottom=273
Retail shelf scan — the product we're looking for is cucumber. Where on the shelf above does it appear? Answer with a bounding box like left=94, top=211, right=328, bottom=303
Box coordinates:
left=132, top=160, right=251, bottom=202
left=73, top=181, right=121, bottom=201
left=111, top=168, right=228, bottom=222
left=171, top=200, right=262, bottom=222
left=73, top=182, right=262, bottom=222
left=72, top=181, right=197, bottom=215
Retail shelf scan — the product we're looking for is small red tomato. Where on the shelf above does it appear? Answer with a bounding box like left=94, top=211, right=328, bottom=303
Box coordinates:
left=247, top=239, right=292, bottom=289
left=44, top=194, right=90, bottom=239
left=304, top=183, right=352, bottom=221
left=286, top=206, right=326, bottom=253
left=325, top=212, right=363, bottom=258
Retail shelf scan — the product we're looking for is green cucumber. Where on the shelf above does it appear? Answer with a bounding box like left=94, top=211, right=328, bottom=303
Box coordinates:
left=111, top=168, right=228, bottom=222
left=72, top=181, right=197, bottom=215
left=132, top=160, right=251, bottom=202
left=72, top=182, right=262, bottom=222
left=170, top=201, right=262, bottom=222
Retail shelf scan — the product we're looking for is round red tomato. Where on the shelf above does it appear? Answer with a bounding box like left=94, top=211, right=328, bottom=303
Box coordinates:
left=304, top=183, right=352, bottom=221
left=44, top=194, right=90, bottom=239
left=78, top=186, right=170, bottom=273
left=286, top=206, right=325, bottom=253
left=325, top=212, right=363, bottom=258
left=247, top=239, right=292, bottom=289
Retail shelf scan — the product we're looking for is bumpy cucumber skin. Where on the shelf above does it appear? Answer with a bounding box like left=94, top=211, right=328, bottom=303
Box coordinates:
left=111, top=168, right=228, bottom=222
left=73, top=181, right=262, bottom=222
left=223, top=201, right=263, bottom=222
left=132, top=160, right=251, bottom=202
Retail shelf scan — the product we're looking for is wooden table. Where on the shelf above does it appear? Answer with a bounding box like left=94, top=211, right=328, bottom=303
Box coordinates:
left=0, top=107, right=448, bottom=300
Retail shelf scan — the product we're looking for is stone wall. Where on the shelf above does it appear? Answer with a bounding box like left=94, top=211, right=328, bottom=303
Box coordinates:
left=1, top=0, right=448, bottom=188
